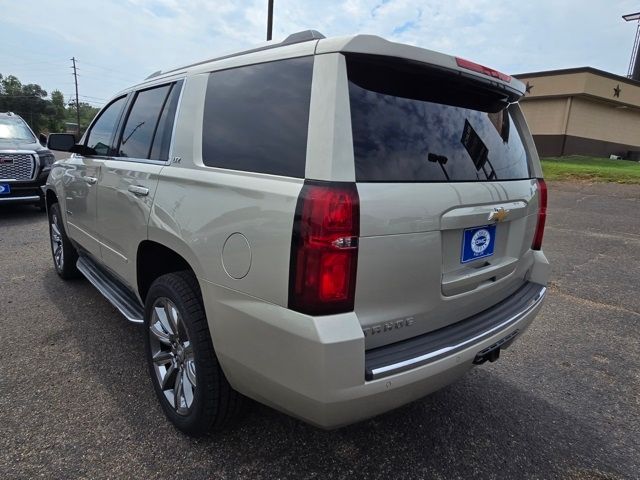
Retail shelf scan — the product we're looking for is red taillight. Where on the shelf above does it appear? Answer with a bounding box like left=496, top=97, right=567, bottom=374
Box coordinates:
left=289, top=182, right=359, bottom=315
left=532, top=178, right=547, bottom=250
left=455, top=57, right=511, bottom=82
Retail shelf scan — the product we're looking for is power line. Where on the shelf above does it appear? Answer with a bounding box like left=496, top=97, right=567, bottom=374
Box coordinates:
left=79, top=94, right=107, bottom=100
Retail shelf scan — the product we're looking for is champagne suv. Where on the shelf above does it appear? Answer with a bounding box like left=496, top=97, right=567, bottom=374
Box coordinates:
left=44, top=31, right=549, bottom=434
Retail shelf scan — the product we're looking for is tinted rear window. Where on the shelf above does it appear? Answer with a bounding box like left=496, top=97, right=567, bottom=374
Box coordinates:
left=202, top=56, right=313, bottom=177
left=347, top=55, right=531, bottom=182
left=118, top=84, right=171, bottom=159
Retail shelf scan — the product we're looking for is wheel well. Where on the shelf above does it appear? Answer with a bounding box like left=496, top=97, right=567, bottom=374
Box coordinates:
left=45, top=189, right=58, bottom=209
left=137, top=241, right=194, bottom=302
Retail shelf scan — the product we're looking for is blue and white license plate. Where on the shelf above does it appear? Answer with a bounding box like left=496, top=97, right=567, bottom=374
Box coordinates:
left=0, top=183, right=10, bottom=195
left=461, top=224, right=496, bottom=263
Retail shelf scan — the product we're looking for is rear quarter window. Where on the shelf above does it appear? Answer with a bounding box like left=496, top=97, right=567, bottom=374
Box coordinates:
left=347, top=55, right=531, bottom=182
left=202, top=56, right=314, bottom=178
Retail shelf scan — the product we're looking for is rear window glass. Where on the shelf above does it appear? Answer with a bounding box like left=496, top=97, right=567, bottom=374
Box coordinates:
left=118, top=84, right=171, bottom=159
left=202, top=56, right=313, bottom=178
left=347, top=56, right=531, bottom=182
left=150, top=81, right=182, bottom=161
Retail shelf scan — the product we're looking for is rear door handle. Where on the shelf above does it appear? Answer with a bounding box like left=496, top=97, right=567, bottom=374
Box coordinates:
left=128, top=185, right=149, bottom=197
left=83, top=176, right=97, bottom=185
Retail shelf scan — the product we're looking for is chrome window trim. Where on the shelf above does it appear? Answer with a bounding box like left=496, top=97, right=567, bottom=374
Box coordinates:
left=368, top=286, right=547, bottom=380
left=99, top=156, right=169, bottom=166
left=90, top=77, right=186, bottom=167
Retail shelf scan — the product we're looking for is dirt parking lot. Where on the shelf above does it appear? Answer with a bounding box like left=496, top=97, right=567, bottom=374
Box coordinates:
left=1, top=181, right=638, bottom=479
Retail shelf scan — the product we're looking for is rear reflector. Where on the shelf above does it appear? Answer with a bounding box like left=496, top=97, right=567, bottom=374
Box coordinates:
left=532, top=178, right=547, bottom=250
left=455, top=57, right=511, bottom=82
left=289, top=182, right=359, bottom=315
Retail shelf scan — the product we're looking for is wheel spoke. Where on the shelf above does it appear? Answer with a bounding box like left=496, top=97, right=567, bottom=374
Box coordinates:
left=51, top=222, right=61, bottom=239
left=174, top=367, right=184, bottom=410
left=150, top=322, right=172, bottom=346
left=167, top=302, right=180, bottom=337
left=183, top=342, right=193, bottom=359
left=182, top=368, right=195, bottom=407
left=160, top=361, right=177, bottom=390
left=185, top=360, right=197, bottom=388
left=154, top=303, right=174, bottom=336
left=152, top=350, right=173, bottom=366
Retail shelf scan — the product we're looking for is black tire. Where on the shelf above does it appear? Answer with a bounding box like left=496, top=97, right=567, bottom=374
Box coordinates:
left=143, top=271, right=243, bottom=435
left=48, top=202, right=80, bottom=279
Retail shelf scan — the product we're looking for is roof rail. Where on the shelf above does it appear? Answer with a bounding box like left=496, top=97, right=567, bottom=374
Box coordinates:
left=144, top=30, right=325, bottom=80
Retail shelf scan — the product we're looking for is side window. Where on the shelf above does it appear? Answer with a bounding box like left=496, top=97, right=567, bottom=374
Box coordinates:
left=118, top=84, right=171, bottom=159
left=150, top=80, right=183, bottom=161
left=202, top=56, right=313, bottom=177
left=86, top=96, right=127, bottom=156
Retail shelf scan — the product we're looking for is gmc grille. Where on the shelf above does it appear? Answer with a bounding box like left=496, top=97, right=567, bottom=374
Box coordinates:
left=0, top=153, right=36, bottom=181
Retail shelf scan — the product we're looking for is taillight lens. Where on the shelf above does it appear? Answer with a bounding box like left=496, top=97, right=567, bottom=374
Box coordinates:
left=532, top=178, right=547, bottom=250
left=289, top=182, right=359, bottom=315
left=455, top=57, right=512, bottom=82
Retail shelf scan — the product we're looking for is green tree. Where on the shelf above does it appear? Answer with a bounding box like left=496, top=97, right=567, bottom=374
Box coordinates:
left=0, top=74, right=50, bottom=134
left=66, top=100, right=99, bottom=136
left=0, top=72, right=100, bottom=136
left=47, top=90, right=66, bottom=133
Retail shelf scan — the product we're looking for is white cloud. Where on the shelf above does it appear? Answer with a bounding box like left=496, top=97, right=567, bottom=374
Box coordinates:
left=0, top=0, right=638, bottom=105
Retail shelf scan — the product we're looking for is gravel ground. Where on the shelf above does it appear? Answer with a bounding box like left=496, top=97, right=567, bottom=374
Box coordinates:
left=0, top=181, right=638, bottom=479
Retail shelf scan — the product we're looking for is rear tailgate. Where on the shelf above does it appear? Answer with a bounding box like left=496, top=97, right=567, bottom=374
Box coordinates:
left=345, top=54, right=543, bottom=349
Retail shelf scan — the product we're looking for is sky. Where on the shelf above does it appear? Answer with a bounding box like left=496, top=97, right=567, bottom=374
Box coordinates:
left=1, top=0, right=639, bottom=108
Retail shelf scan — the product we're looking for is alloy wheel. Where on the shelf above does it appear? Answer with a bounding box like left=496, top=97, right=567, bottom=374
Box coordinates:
left=50, top=214, right=64, bottom=271
left=148, top=297, right=197, bottom=415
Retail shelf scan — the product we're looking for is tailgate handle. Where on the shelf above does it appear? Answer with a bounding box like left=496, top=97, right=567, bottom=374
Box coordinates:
left=128, top=185, right=149, bottom=197
left=442, top=257, right=518, bottom=296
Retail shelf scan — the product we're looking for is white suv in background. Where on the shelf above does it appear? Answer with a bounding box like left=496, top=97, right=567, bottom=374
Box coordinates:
left=44, top=30, right=549, bottom=434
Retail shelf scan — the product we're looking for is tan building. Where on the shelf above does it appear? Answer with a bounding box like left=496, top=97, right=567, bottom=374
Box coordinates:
left=515, top=67, right=640, bottom=158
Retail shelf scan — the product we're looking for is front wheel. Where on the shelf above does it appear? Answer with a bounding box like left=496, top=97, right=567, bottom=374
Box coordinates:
left=48, top=202, right=80, bottom=279
left=144, top=271, right=243, bottom=435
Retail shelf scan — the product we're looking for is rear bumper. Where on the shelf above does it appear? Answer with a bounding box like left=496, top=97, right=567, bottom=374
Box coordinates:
left=202, top=278, right=546, bottom=429
left=365, top=282, right=545, bottom=380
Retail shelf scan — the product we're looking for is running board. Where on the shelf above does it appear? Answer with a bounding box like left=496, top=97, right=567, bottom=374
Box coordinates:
left=76, top=255, right=144, bottom=324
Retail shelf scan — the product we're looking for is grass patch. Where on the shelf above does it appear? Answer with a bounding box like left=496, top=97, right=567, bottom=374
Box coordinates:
left=541, top=156, right=640, bottom=184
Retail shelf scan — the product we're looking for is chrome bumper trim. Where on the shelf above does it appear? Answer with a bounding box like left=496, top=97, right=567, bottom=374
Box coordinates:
left=368, top=286, right=547, bottom=380
left=0, top=195, right=41, bottom=203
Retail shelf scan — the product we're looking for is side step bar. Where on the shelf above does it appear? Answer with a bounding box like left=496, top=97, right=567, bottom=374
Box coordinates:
left=76, top=255, right=144, bottom=324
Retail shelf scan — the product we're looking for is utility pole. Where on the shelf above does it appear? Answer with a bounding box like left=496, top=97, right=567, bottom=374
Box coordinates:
left=71, top=57, right=80, bottom=137
left=267, top=0, right=274, bottom=41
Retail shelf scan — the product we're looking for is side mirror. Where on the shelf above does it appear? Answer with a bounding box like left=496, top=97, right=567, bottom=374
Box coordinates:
left=47, top=133, right=76, bottom=152
left=39, top=133, right=48, bottom=146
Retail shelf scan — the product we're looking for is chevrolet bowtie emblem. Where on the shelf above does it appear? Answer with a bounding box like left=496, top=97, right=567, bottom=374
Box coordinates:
left=488, top=207, right=509, bottom=223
